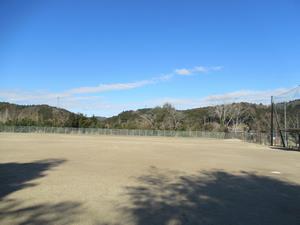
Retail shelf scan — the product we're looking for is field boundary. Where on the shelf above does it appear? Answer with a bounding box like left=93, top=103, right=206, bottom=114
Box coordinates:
left=0, top=125, right=270, bottom=146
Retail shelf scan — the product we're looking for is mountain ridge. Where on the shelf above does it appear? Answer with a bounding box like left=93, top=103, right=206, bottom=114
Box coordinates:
left=0, top=101, right=273, bottom=132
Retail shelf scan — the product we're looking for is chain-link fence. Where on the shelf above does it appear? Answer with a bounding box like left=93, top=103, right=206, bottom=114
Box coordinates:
left=0, top=125, right=270, bottom=146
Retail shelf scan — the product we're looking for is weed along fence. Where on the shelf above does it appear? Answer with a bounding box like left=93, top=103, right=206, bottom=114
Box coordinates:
left=0, top=126, right=270, bottom=146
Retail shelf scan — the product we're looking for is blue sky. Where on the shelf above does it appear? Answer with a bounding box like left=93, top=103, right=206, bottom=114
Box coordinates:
left=0, top=0, right=299, bottom=116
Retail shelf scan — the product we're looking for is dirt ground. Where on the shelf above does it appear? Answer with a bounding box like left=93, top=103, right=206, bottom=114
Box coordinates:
left=0, top=133, right=300, bottom=225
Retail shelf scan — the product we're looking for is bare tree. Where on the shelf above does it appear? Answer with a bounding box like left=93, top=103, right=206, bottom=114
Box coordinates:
left=213, top=104, right=235, bottom=128
left=231, top=104, right=251, bottom=132
left=162, top=103, right=184, bottom=130
left=212, top=103, right=252, bottom=131
left=137, top=111, right=156, bottom=129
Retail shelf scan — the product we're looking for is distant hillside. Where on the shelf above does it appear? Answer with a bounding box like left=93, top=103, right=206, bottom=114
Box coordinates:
left=0, top=102, right=99, bottom=127
left=103, top=102, right=271, bottom=132
left=0, top=102, right=272, bottom=132
left=0, top=102, right=74, bottom=127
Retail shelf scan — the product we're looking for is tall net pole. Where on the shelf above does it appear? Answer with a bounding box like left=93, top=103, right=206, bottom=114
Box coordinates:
left=273, top=85, right=300, bottom=149
left=284, top=101, right=287, bottom=146
left=270, top=96, right=274, bottom=146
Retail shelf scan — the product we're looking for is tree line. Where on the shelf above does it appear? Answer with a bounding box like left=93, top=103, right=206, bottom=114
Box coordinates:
left=0, top=102, right=273, bottom=132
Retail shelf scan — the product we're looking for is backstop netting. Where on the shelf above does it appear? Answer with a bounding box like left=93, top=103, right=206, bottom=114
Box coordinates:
left=272, top=86, right=300, bottom=149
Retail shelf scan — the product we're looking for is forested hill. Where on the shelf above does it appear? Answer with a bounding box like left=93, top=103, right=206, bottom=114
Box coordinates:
left=104, top=103, right=271, bottom=132
left=0, top=102, right=271, bottom=132
left=0, top=102, right=79, bottom=127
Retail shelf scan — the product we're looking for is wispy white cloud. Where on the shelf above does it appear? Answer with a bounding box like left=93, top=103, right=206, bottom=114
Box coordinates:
left=65, top=74, right=173, bottom=95
left=66, top=80, right=153, bottom=95
left=137, top=87, right=293, bottom=111
left=0, top=65, right=224, bottom=116
left=97, top=87, right=293, bottom=116
left=0, top=86, right=294, bottom=116
left=0, top=73, right=175, bottom=116
left=202, top=88, right=290, bottom=105
left=0, top=74, right=173, bottom=102
left=175, top=65, right=223, bottom=76
left=0, top=90, right=66, bottom=102
left=0, top=64, right=216, bottom=102
left=174, top=68, right=192, bottom=75
left=210, top=66, right=223, bottom=71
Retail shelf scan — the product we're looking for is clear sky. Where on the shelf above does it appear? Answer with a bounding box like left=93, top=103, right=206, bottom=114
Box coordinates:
left=1, top=0, right=299, bottom=116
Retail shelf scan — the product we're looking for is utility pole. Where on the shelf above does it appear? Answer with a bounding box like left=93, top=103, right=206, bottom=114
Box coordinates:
left=57, top=96, right=60, bottom=108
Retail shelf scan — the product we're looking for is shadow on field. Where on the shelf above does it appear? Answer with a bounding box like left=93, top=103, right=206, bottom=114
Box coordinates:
left=0, top=199, right=82, bottom=225
left=0, top=159, right=66, bottom=199
left=0, top=159, right=83, bottom=225
left=119, top=167, right=300, bottom=225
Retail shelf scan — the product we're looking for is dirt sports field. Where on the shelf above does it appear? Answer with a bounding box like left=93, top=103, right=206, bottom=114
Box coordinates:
left=0, top=133, right=300, bottom=225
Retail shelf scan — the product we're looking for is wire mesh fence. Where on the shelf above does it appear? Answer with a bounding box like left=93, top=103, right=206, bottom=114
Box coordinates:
left=272, top=86, right=300, bottom=148
left=0, top=125, right=270, bottom=146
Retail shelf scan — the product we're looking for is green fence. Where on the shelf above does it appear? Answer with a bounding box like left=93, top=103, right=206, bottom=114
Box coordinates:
left=0, top=126, right=270, bottom=146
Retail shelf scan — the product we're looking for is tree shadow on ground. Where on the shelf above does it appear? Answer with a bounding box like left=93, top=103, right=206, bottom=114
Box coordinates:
left=0, top=159, right=66, bottom=199
left=0, top=159, right=84, bottom=225
left=0, top=198, right=82, bottom=225
left=122, top=167, right=300, bottom=225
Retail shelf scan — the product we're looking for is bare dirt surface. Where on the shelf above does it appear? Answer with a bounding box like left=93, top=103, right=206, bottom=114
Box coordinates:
left=1, top=133, right=300, bottom=225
